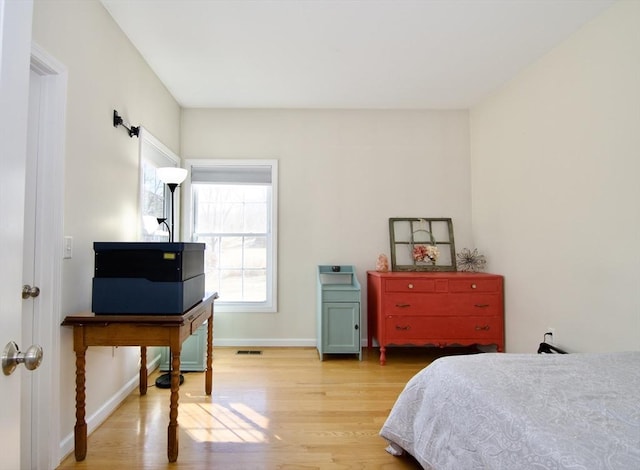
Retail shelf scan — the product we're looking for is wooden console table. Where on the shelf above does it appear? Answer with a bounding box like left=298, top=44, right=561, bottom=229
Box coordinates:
left=62, top=292, right=218, bottom=463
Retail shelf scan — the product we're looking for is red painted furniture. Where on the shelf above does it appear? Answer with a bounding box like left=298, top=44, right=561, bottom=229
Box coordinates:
left=367, top=271, right=504, bottom=365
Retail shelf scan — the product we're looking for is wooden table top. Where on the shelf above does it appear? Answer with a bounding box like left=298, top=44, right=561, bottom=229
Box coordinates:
left=62, top=292, right=218, bottom=326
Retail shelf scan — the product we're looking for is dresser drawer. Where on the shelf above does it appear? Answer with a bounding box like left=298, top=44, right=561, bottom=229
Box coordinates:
left=448, top=293, right=502, bottom=315
left=385, top=315, right=501, bottom=342
left=383, top=293, right=448, bottom=315
left=384, top=279, right=436, bottom=293
left=449, top=278, right=501, bottom=293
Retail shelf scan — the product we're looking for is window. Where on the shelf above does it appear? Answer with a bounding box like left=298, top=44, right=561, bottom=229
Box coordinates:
left=184, top=160, right=278, bottom=312
left=138, top=128, right=181, bottom=241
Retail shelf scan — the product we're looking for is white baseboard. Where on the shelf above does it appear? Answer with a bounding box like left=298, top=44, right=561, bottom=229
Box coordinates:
left=58, top=354, right=161, bottom=460
left=213, top=338, right=317, bottom=347
left=212, top=338, right=370, bottom=347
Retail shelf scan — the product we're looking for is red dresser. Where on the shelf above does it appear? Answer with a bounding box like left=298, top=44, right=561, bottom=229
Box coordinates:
left=367, top=271, right=504, bottom=365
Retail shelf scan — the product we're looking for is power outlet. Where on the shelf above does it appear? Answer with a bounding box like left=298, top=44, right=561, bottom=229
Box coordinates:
left=546, top=327, right=556, bottom=344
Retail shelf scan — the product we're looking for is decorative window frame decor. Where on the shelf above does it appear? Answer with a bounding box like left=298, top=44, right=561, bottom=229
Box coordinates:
left=389, top=218, right=457, bottom=272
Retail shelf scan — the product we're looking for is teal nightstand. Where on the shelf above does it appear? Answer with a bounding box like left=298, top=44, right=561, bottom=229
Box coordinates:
left=317, top=265, right=362, bottom=360
left=159, top=322, right=207, bottom=371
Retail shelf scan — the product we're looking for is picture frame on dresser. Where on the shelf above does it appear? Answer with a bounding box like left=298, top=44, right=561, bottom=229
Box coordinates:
left=389, top=217, right=456, bottom=272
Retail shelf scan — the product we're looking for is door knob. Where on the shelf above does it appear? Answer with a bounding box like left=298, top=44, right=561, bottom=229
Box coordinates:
left=22, top=284, right=40, bottom=299
left=2, top=341, right=43, bottom=376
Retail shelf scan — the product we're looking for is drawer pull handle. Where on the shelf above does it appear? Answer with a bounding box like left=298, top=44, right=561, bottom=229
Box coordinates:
left=474, top=303, right=489, bottom=308
left=395, top=325, right=411, bottom=331
left=407, top=283, right=414, bottom=289
left=471, top=283, right=477, bottom=289
left=475, top=325, right=490, bottom=331
left=396, top=303, right=411, bottom=308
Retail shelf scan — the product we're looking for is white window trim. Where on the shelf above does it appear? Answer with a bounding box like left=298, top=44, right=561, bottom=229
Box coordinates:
left=183, top=158, right=278, bottom=313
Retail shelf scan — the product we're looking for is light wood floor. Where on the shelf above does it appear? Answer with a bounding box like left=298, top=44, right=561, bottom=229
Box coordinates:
left=57, top=346, right=476, bottom=469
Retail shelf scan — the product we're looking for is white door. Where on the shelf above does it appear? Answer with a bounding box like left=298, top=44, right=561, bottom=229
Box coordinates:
left=22, top=47, right=67, bottom=469
left=0, top=0, right=35, bottom=469
left=20, top=67, right=41, bottom=470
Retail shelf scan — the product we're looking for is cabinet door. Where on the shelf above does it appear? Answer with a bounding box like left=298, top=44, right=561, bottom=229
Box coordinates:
left=160, top=323, right=207, bottom=371
left=323, top=302, right=360, bottom=353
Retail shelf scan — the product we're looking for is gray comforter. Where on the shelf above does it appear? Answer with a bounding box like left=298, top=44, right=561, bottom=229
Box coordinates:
left=380, top=352, right=640, bottom=469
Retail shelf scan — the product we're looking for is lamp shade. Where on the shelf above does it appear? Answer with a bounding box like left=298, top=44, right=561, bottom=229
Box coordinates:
left=156, top=167, right=188, bottom=185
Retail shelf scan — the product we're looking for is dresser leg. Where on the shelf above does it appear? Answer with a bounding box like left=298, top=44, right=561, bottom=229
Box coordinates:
left=379, top=346, right=387, bottom=365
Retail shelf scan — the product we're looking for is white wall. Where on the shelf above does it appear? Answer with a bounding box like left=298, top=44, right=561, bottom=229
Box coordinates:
left=470, top=0, right=640, bottom=353
left=31, top=0, right=181, bottom=460
left=181, top=109, right=473, bottom=345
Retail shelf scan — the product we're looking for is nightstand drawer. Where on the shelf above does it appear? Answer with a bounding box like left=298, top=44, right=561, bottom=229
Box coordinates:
left=385, top=315, right=501, bottom=342
left=322, top=289, right=361, bottom=302
left=449, top=279, right=500, bottom=293
left=384, top=279, right=436, bottom=293
left=448, top=294, right=501, bottom=315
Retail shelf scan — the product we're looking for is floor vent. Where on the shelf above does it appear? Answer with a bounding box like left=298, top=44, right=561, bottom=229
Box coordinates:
left=236, top=350, right=263, bottom=355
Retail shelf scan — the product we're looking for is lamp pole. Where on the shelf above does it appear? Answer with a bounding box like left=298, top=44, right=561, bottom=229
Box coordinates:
left=167, top=183, right=178, bottom=242
left=154, top=167, right=188, bottom=389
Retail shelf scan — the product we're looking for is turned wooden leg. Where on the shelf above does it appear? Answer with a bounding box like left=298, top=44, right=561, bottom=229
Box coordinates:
left=205, top=313, right=213, bottom=395
left=379, top=346, right=387, bottom=366
left=139, top=346, right=148, bottom=395
left=74, top=340, right=88, bottom=461
left=167, top=347, right=181, bottom=462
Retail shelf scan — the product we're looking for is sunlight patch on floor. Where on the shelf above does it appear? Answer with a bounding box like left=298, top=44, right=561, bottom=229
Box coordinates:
left=180, top=402, right=270, bottom=444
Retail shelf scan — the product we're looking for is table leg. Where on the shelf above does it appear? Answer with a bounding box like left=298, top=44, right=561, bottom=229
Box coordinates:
left=167, top=347, right=181, bottom=462
left=73, top=341, right=88, bottom=461
left=139, top=346, right=148, bottom=395
left=379, top=346, right=387, bottom=366
left=205, top=312, right=213, bottom=395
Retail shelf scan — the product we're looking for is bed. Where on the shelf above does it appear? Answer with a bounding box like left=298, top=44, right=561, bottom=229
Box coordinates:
left=380, top=351, right=640, bottom=469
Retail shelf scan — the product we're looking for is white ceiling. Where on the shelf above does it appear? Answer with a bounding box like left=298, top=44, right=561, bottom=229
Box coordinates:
left=101, top=0, right=615, bottom=110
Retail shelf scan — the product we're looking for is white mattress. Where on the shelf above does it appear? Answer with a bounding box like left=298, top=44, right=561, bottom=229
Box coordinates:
left=380, top=351, right=640, bottom=469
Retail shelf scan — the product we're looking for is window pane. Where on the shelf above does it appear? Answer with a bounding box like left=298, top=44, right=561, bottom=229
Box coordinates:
left=220, top=269, right=243, bottom=301
left=219, top=236, right=243, bottom=268
left=244, top=202, right=267, bottom=232
left=244, top=269, right=266, bottom=301
left=194, top=185, right=268, bottom=234
left=244, top=236, right=266, bottom=268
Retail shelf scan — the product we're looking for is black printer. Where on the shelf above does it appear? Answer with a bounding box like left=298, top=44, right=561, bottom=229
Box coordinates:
left=92, top=242, right=205, bottom=314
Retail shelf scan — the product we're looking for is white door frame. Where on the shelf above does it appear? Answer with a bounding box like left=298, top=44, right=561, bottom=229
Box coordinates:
left=25, top=43, right=67, bottom=469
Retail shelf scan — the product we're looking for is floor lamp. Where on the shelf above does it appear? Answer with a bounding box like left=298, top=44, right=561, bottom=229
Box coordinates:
left=155, top=167, right=188, bottom=389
